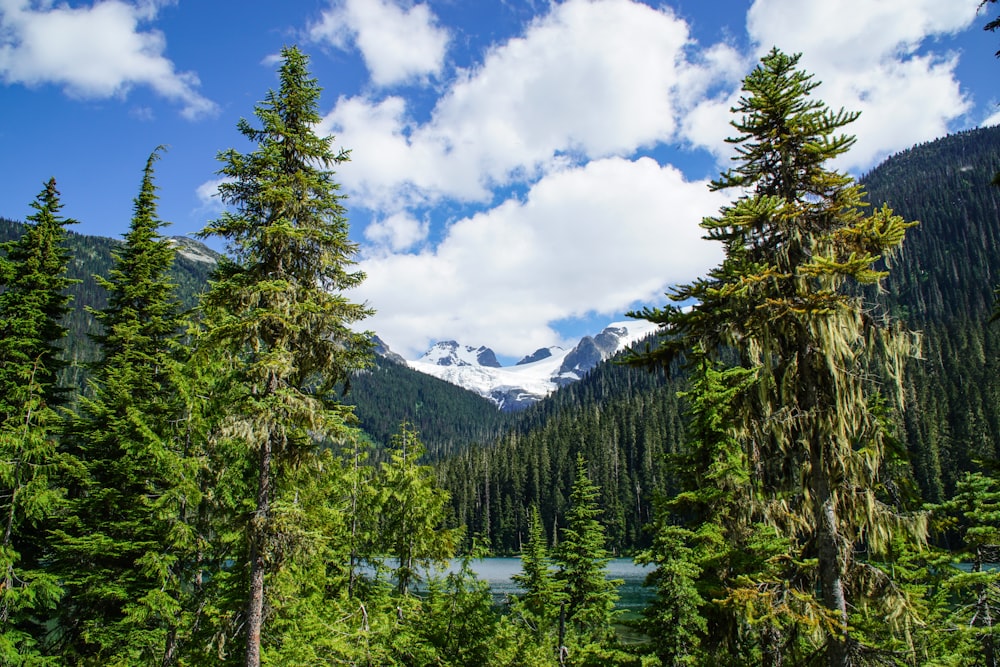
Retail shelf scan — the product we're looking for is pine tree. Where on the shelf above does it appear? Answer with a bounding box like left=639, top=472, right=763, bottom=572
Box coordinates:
left=930, top=470, right=1000, bottom=665
left=512, top=505, right=564, bottom=642
left=376, top=422, right=456, bottom=596
left=0, top=179, right=77, bottom=664
left=196, top=45, right=372, bottom=667
left=50, top=148, right=198, bottom=664
left=631, top=49, right=925, bottom=665
left=554, top=455, right=619, bottom=650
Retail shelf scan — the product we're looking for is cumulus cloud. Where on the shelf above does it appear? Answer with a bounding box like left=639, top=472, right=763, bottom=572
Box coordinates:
left=320, top=0, right=989, bottom=359
left=308, top=0, right=449, bottom=87
left=364, top=212, right=429, bottom=253
left=324, top=0, right=743, bottom=212
left=0, top=0, right=217, bottom=119
left=744, top=0, right=978, bottom=170
left=353, top=157, right=728, bottom=359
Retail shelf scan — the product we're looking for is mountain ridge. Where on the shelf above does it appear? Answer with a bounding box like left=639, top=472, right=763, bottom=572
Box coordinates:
left=398, top=320, right=660, bottom=411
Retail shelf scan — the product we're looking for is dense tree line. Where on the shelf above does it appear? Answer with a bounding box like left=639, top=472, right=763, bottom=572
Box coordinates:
left=0, top=46, right=641, bottom=666
left=343, top=356, right=513, bottom=459
left=3, top=41, right=1000, bottom=667
left=440, top=126, right=1000, bottom=562
left=438, top=351, right=683, bottom=554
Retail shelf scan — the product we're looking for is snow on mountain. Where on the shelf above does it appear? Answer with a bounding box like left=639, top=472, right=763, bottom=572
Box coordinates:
left=402, top=320, right=660, bottom=412
left=417, top=341, right=502, bottom=368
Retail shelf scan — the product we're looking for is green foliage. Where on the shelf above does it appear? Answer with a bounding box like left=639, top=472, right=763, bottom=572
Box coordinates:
left=49, top=149, right=199, bottom=664
left=440, top=351, right=683, bottom=555
left=376, top=422, right=458, bottom=596
left=344, top=355, right=512, bottom=458
left=196, top=45, right=373, bottom=665
left=0, top=179, right=77, bottom=664
left=631, top=49, right=925, bottom=665
left=861, top=126, right=1000, bottom=499
left=924, top=469, right=1000, bottom=666
left=511, top=505, right=565, bottom=643
left=555, top=455, right=620, bottom=650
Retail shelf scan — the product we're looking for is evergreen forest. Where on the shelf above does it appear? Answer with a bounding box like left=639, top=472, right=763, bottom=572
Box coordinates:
left=2, top=44, right=1000, bottom=667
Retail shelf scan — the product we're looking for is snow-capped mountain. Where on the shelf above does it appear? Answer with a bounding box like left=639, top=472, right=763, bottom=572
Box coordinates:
left=400, top=320, right=660, bottom=411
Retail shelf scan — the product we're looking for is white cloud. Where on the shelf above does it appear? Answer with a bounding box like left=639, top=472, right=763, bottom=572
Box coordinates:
left=324, top=0, right=742, bottom=212
left=194, top=177, right=226, bottom=212
left=745, top=0, right=978, bottom=170
left=0, top=0, right=216, bottom=119
left=309, top=0, right=449, bottom=87
left=321, top=0, right=992, bottom=359
left=984, top=106, right=1000, bottom=128
left=364, top=212, right=429, bottom=252
left=354, top=157, right=727, bottom=359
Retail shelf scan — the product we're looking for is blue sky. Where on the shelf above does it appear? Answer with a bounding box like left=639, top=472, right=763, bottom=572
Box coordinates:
left=1, top=0, right=997, bottom=362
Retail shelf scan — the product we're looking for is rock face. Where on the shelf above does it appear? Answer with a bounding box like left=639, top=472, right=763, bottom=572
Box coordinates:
left=390, top=321, right=660, bottom=412
left=418, top=341, right=503, bottom=368
left=517, top=347, right=555, bottom=365
left=371, top=335, right=406, bottom=365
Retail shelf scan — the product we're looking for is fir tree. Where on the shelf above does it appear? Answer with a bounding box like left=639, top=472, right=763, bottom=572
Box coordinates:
left=50, top=148, right=197, bottom=664
left=930, top=470, right=1000, bottom=666
left=554, top=455, right=619, bottom=650
left=376, top=422, right=456, bottom=596
left=631, top=49, right=925, bottom=665
left=196, top=45, right=372, bottom=667
left=0, top=179, right=77, bottom=664
left=512, top=505, right=564, bottom=642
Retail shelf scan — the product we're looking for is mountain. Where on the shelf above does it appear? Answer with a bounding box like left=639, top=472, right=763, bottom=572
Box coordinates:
left=0, top=216, right=511, bottom=455
left=437, top=125, right=1000, bottom=553
left=402, top=320, right=660, bottom=411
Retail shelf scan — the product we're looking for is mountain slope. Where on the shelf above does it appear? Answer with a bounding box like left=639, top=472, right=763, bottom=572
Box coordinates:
left=0, top=218, right=218, bottom=390
left=0, top=217, right=510, bottom=455
left=406, top=320, right=660, bottom=411
left=437, top=125, right=1000, bottom=551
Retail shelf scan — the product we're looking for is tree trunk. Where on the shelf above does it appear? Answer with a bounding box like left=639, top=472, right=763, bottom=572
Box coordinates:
left=813, top=466, right=849, bottom=667
left=245, top=438, right=272, bottom=667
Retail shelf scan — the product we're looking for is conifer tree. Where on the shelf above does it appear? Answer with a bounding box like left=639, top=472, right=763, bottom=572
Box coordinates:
left=554, top=455, right=619, bottom=650
left=930, top=470, right=1000, bottom=665
left=512, top=505, right=564, bottom=641
left=196, top=45, right=372, bottom=667
left=631, top=49, right=924, bottom=665
left=0, top=179, right=77, bottom=663
left=50, top=148, right=197, bottom=664
left=376, top=422, right=456, bottom=596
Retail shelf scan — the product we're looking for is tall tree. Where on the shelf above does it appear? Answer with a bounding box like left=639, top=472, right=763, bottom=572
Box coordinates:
left=197, top=45, right=373, bottom=667
left=50, top=148, right=197, bottom=664
left=0, top=179, right=77, bottom=664
left=512, top=504, right=564, bottom=643
left=631, top=49, right=924, bottom=666
left=376, top=422, right=456, bottom=596
left=554, top=455, right=619, bottom=651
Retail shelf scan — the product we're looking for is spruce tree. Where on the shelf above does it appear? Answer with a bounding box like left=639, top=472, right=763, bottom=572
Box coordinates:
left=631, top=49, right=924, bottom=665
left=512, top=505, right=564, bottom=641
left=554, top=455, right=619, bottom=650
left=376, top=422, right=456, bottom=596
left=0, top=179, right=77, bottom=664
left=50, top=148, right=197, bottom=664
left=196, top=45, right=372, bottom=667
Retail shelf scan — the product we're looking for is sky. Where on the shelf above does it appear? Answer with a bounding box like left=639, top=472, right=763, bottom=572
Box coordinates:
left=1, top=0, right=998, bottom=363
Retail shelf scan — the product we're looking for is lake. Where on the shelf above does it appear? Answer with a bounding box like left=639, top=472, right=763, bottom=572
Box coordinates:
left=425, top=557, right=655, bottom=615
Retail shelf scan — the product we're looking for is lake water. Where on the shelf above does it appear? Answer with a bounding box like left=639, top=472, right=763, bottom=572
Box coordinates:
left=425, top=557, right=654, bottom=615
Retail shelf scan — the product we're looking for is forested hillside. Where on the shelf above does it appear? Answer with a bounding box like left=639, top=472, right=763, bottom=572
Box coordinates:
left=343, top=356, right=513, bottom=457
left=0, top=217, right=216, bottom=390
left=439, top=346, right=683, bottom=554
left=865, top=126, right=1000, bottom=500
left=440, top=124, right=1000, bottom=554
left=4, top=42, right=1000, bottom=666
